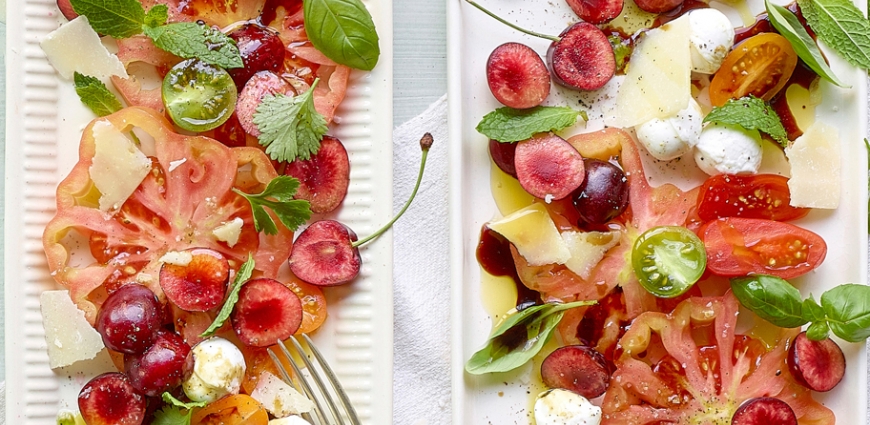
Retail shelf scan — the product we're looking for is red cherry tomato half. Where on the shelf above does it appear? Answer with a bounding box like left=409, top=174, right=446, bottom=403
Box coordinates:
left=696, top=174, right=810, bottom=222
left=699, top=217, right=826, bottom=279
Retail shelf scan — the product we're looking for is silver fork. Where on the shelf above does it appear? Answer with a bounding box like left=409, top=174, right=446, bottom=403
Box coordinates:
left=268, top=334, right=362, bottom=425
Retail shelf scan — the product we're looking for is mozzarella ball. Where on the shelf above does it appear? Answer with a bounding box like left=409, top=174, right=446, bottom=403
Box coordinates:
left=686, top=9, right=735, bottom=74
left=183, top=337, right=246, bottom=403
left=694, top=123, right=763, bottom=175
left=534, top=389, right=602, bottom=425
left=635, top=97, right=703, bottom=160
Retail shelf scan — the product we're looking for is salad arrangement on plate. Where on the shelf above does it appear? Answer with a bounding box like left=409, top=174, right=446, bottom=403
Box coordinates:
left=34, top=0, right=417, bottom=424
left=463, top=0, right=870, bottom=423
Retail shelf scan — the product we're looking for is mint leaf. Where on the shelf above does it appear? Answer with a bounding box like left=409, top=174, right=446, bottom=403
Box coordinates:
left=143, top=23, right=243, bottom=69
left=70, top=0, right=145, bottom=38
left=703, top=96, right=788, bottom=146
left=253, top=79, right=328, bottom=162
left=144, top=4, right=169, bottom=28
left=161, top=392, right=207, bottom=410
left=232, top=176, right=312, bottom=235
left=766, top=0, right=847, bottom=87
left=73, top=72, right=123, bottom=116
left=476, top=106, right=584, bottom=143
left=201, top=255, right=255, bottom=337
left=151, top=406, right=191, bottom=425
left=798, top=0, right=870, bottom=69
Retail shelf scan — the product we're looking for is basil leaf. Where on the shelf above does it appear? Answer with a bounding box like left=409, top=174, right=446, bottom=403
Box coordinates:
left=802, top=295, right=826, bottom=322
left=798, top=0, right=870, bottom=70
left=821, top=283, right=870, bottom=342
left=703, top=96, right=789, bottom=146
left=806, top=320, right=831, bottom=340
left=465, top=300, right=595, bottom=375
left=161, top=392, right=207, bottom=410
left=143, top=23, right=243, bottom=69
left=303, top=0, right=380, bottom=71
left=476, top=106, right=585, bottom=143
left=70, top=0, right=145, bottom=38
left=731, top=275, right=807, bottom=328
left=200, top=255, right=255, bottom=337
left=765, top=0, right=847, bottom=87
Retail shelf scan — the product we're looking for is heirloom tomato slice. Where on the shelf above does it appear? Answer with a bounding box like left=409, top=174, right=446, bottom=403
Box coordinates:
left=699, top=217, right=826, bottom=279
left=602, top=292, right=834, bottom=424
left=42, top=107, right=294, bottom=323
left=191, top=394, right=268, bottom=425
left=696, top=174, right=810, bottom=222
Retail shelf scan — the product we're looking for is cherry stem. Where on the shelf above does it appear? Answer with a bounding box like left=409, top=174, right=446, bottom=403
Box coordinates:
left=464, top=0, right=560, bottom=42
left=352, top=133, right=433, bottom=248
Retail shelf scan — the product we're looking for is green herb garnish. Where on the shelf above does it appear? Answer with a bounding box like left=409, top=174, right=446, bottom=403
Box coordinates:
left=798, top=0, right=870, bottom=70
left=162, top=392, right=207, bottom=410
left=303, top=0, right=380, bottom=70
left=73, top=72, right=123, bottom=116
left=476, top=106, right=587, bottom=143
left=69, top=0, right=146, bottom=38
left=232, top=176, right=312, bottom=235
left=703, top=96, right=788, bottom=146
left=732, top=276, right=870, bottom=342
left=151, top=406, right=191, bottom=425
left=200, top=255, right=256, bottom=337
left=608, top=35, right=633, bottom=74
left=465, top=300, right=596, bottom=374
left=253, top=78, right=329, bottom=162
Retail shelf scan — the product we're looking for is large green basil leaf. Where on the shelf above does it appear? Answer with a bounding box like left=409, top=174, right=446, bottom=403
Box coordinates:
left=465, top=300, right=595, bottom=375
left=821, top=283, right=870, bottom=342
left=303, top=0, right=380, bottom=71
left=731, top=275, right=807, bottom=328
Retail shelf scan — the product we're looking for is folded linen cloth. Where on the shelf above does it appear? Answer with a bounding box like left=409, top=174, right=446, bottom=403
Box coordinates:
left=392, top=95, right=451, bottom=425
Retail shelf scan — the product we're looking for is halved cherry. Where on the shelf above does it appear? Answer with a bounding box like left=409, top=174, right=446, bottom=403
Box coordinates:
left=514, top=134, right=586, bottom=201
left=231, top=278, right=303, bottom=347
left=159, top=248, right=230, bottom=312
left=788, top=331, right=846, bottom=392
left=124, top=329, right=193, bottom=397
left=541, top=345, right=610, bottom=398
left=284, top=135, right=350, bottom=214
left=565, top=0, right=624, bottom=24
left=486, top=42, right=551, bottom=109
left=78, top=373, right=146, bottom=425
left=732, top=397, right=797, bottom=425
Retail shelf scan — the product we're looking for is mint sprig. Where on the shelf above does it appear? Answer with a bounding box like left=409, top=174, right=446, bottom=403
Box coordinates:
left=69, top=0, right=145, bottom=38
left=476, top=106, right=587, bottom=143
left=703, top=96, right=789, bottom=146
left=253, top=79, right=328, bottom=162
left=232, top=176, right=312, bottom=235
left=200, top=255, right=255, bottom=337
left=798, top=0, right=870, bottom=70
left=73, top=72, right=123, bottom=116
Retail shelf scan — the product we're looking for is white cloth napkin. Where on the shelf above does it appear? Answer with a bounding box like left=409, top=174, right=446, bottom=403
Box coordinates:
left=392, top=95, right=451, bottom=425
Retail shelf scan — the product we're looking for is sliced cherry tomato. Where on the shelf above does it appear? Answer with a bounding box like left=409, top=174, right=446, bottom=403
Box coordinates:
left=699, top=217, right=826, bottom=279
left=163, top=58, right=238, bottom=132
left=190, top=394, right=268, bottom=425
left=631, top=226, right=706, bottom=298
left=697, top=174, right=810, bottom=222
left=709, top=33, right=798, bottom=106
left=286, top=276, right=328, bottom=334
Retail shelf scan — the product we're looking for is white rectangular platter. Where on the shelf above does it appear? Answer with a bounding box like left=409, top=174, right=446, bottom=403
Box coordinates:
left=448, top=0, right=869, bottom=423
left=4, top=1, right=394, bottom=424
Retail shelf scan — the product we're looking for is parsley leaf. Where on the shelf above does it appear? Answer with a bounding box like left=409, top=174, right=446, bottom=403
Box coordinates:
left=201, top=255, right=255, bottom=337
left=73, top=72, right=123, bottom=116
left=703, top=96, right=789, bottom=146
left=69, top=0, right=145, bottom=38
left=476, top=106, right=586, bottom=143
left=232, top=176, right=312, bottom=235
left=151, top=406, right=191, bottom=425
left=143, top=23, right=243, bottom=69
left=162, top=392, right=208, bottom=410
left=798, top=0, right=870, bottom=69
left=144, top=4, right=169, bottom=28
left=253, top=79, right=329, bottom=162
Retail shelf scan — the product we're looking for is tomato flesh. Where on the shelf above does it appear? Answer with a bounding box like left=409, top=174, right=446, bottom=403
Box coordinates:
left=709, top=32, right=798, bottom=106
left=631, top=226, right=706, bottom=298
left=700, top=217, right=826, bottom=279
left=697, top=174, right=810, bottom=222
left=191, top=394, right=268, bottom=425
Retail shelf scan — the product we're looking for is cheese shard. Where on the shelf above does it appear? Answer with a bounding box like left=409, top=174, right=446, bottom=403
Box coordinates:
left=607, top=18, right=691, bottom=128
left=562, top=230, right=621, bottom=280
left=89, top=120, right=152, bottom=212
left=40, top=16, right=128, bottom=80
left=40, top=290, right=105, bottom=369
left=213, top=217, right=245, bottom=247
left=251, top=372, right=314, bottom=418
left=786, top=121, right=841, bottom=209
left=488, top=203, right=571, bottom=266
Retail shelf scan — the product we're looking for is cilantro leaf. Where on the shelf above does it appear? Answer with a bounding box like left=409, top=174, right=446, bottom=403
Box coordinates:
left=253, top=78, right=328, bottom=162
left=201, top=255, right=255, bottom=337
left=151, top=406, right=191, bottom=425
left=798, top=0, right=870, bottom=69
left=232, top=176, right=312, bottom=235
left=476, top=106, right=585, bottom=143
left=703, top=96, right=789, bottom=146
left=144, top=4, right=169, bottom=28
left=161, top=392, right=208, bottom=410
left=70, top=0, right=145, bottom=38
left=73, top=72, right=123, bottom=116
left=143, top=23, right=243, bottom=69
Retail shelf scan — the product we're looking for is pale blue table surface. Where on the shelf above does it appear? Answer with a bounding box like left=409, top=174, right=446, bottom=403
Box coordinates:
left=0, top=0, right=447, bottom=381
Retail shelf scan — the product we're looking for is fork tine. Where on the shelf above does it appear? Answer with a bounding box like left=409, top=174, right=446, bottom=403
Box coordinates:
left=269, top=343, right=328, bottom=425
left=287, top=335, right=347, bottom=424
left=301, top=334, right=362, bottom=425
